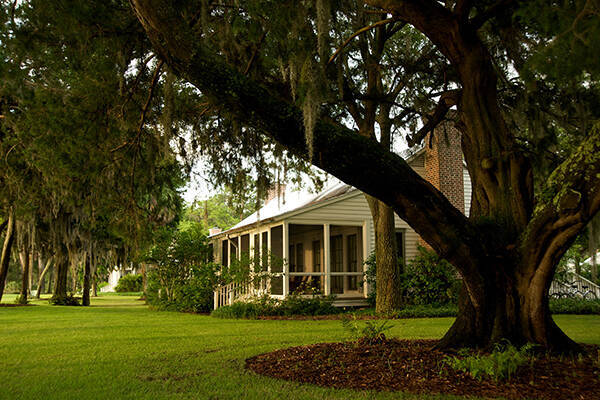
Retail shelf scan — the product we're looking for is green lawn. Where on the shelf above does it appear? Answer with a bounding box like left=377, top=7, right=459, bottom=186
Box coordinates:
left=1, top=295, right=598, bottom=400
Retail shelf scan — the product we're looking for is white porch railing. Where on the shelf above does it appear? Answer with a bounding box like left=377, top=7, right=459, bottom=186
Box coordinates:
left=214, top=281, right=253, bottom=309
left=549, top=272, right=600, bottom=299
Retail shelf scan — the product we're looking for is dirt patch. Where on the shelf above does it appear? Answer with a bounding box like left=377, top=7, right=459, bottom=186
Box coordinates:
left=0, top=303, right=35, bottom=307
left=246, top=339, right=600, bottom=399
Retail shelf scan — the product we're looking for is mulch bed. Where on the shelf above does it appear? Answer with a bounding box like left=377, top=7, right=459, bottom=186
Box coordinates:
left=246, top=339, right=600, bottom=399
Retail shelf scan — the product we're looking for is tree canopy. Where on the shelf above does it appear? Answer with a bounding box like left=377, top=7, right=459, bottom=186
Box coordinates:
left=129, top=0, right=600, bottom=351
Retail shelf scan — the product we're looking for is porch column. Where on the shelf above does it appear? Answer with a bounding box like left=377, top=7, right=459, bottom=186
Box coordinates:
left=282, top=222, right=289, bottom=296
left=362, top=220, right=369, bottom=297
left=249, top=232, right=255, bottom=294
left=227, top=238, right=231, bottom=267
left=267, top=228, right=272, bottom=293
left=324, top=223, right=331, bottom=295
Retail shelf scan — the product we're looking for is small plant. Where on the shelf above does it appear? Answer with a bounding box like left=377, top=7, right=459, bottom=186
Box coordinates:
left=442, top=341, right=537, bottom=382
left=14, top=295, right=29, bottom=305
left=341, top=314, right=394, bottom=344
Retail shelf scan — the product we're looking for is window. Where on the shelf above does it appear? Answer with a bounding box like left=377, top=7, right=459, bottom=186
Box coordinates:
left=296, top=243, right=304, bottom=272
left=331, top=235, right=343, bottom=294
left=312, top=240, right=321, bottom=272
left=253, top=234, right=260, bottom=266
left=347, top=234, right=358, bottom=290
left=261, top=232, right=268, bottom=271
left=289, top=244, right=296, bottom=272
left=222, top=240, right=229, bottom=266
left=230, top=239, right=238, bottom=262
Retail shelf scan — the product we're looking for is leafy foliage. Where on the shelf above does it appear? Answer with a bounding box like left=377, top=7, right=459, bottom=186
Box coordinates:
left=443, top=342, right=538, bottom=382
left=400, top=246, right=461, bottom=306
left=115, top=274, right=143, bottom=293
left=365, top=247, right=460, bottom=309
left=49, top=294, right=80, bottom=306
left=210, top=294, right=338, bottom=319
left=145, top=222, right=218, bottom=312
left=549, top=298, right=600, bottom=315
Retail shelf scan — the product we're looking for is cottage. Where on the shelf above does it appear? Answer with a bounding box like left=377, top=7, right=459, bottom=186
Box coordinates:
left=210, top=128, right=471, bottom=308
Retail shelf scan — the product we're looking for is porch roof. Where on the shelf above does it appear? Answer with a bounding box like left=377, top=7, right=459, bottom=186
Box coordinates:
left=209, top=182, right=356, bottom=239
left=209, top=147, right=426, bottom=240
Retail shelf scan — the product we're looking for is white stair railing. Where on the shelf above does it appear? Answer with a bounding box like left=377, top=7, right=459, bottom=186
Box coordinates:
left=550, top=271, right=600, bottom=299
left=213, top=281, right=253, bottom=309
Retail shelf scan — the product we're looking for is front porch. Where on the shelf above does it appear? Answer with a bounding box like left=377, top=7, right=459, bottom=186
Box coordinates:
left=213, top=222, right=370, bottom=308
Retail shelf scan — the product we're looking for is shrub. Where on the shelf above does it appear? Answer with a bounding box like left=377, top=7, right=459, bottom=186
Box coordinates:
left=400, top=246, right=460, bottom=306
left=211, top=294, right=338, bottom=318
left=49, top=294, right=80, bottom=306
left=443, top=342, right=537, bottom=382
left=115, top=274, right=143, bottom=293
left=146, top=262, right=220, bottom=313
left=364, top=253, right=377, bottom=307
left=4, top=281, right=20, bottom=294
left=364, top=246, right=460, bottom=309
left=14, top=295, right=29, bottom=305
left=549, top=298, right=600, bottom=314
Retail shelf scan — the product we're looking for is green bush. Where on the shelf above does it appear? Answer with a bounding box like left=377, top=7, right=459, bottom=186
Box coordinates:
left=364, top=246, right=460, bottom=309
left=400, top=246, right=460, bottom=306
left=211, top=294, right=338, bottom=319
left=49, top=294, right=80, bottom=306
left=4, top=281, right=20, bottom=294
left=115, top=274, right=143, bottom=293
left=443, top=342, right=536, bottom=382
left=364, top=253, right=377, bottom=307
left=146, top=262, right=220, bottom=313
left=14, top=295, right=29, bottom=305
left=549, top=298, right=600, bottom=314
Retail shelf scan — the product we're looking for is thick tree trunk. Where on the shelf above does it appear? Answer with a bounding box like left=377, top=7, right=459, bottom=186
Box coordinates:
left=53, top=253, right=69, bottom=299
left=366, top=195, right=402, bottom=313
left=0, top=211, right=15, bottom=302
left=437, top=258, right=579, bottom=353
left=20, top=250, right=30, bottom=303
left=82, top=253, right=91, bottom=306
left=36, top=257, right=52, bottom=299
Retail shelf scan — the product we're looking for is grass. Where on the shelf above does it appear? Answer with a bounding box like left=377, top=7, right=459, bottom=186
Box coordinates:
left=1, top=296, right=599, bottom=400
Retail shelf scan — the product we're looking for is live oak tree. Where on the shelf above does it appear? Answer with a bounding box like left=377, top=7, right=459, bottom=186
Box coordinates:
left=0, top=0, right=186, bottom=303
left=130, top=0, right=600, bottom=351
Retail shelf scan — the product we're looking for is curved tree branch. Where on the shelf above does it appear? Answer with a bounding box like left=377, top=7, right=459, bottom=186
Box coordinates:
left=129, top=0, right=486, bottom=279
left=523, top=124, right=600, bottom=278
left=406, top=89, right=461, bottom=147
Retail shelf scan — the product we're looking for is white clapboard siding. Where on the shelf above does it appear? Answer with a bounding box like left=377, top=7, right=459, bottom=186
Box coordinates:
left=463, top=167, right=472, bottom=217
left=288, top=191, right=420, bottom=262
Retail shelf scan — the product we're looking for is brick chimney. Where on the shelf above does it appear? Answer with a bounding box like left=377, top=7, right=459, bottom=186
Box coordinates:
left=424, top=121, right=464, bottom=214
left=208, top=227, right=222, bottom=236
left=265, top=183, right=286, bottom=204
